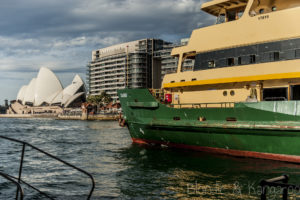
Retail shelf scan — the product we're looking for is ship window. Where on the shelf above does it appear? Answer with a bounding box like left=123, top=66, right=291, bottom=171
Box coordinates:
left=227, top=58, right=235, bottom=66
left=230, top=90, right=235, bottom=96
left=227, top=11, right=236, bottom=21
left=259, top=9, right=265, bottom=14
left=263, top=88, right=288, bottom=101
left=250, top=55, right=256, bottom=63
left=291, top=85, right=300, bottom=100
left=272, top=6, right=277, bottom=11
left=223, top=91, right=228, bottom=96
left=208, top=61, right=216, bottom=68
left=274, top=52, right=280, bottom=61
left=238, top=57, right=242, bottom=65
left=216, top=14, right=226, bottom=24
left=237, top=11, right=244, bottom=19
left=296, top=49, right=300, bottom=58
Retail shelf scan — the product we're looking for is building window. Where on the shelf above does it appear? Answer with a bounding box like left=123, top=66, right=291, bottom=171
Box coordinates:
left=227, top=58, right=235, bottom=66
left=208, top=61, right=216, bottom=68
left=250, top=55, right=256, bottom=64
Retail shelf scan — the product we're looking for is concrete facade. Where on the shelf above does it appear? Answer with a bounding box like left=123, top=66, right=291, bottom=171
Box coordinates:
left=87, top=38, right=195, bottom=101
left=87, top=39, right=167, bottom=101
left=156, top=39, right=194, bottom=82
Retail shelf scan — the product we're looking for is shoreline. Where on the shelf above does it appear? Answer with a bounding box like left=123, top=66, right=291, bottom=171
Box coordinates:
left=0, top=114, right=119, bottom=121
left=0, top=114, right=57, bottom=118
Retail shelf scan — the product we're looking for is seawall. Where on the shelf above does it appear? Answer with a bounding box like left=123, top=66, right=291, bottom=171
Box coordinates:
left=0, top=114, right=58, bottom=118
left=57, top=114, right=119, bottom=121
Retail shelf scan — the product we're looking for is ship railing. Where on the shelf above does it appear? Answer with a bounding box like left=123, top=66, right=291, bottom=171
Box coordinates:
left=0, top=171, right=24, bottom=200
left=260, top=174, right=299, bottom=200
left=170, top=102, right=235, bottom=109
left=149, top=89, right=164, bottom=100
left=0, top=135, right=95, bottom=200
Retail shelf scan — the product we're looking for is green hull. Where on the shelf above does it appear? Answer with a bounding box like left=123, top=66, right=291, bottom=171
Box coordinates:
left=118, top=89, right=300, bottom=163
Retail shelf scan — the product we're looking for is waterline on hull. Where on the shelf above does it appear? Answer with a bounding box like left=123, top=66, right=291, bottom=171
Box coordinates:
left=132, top=138, right=300, bottom=164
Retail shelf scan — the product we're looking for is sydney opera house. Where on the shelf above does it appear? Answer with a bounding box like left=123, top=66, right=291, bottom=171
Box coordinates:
left=8, top=67, right=86, bottom=115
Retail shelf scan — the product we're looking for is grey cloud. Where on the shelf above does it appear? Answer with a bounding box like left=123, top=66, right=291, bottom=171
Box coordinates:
left=0, top=0, right=215, bottom=102
left=0, top=0, right=214, bottom=37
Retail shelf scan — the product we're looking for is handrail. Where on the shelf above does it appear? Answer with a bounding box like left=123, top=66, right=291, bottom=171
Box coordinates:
left=3, top=173, right=54, bottom=200
left=0, top=171, right=24, bottom=200
left=0, top=135, right=95, bottom=200
left=260, top=174, right=298, bottom=200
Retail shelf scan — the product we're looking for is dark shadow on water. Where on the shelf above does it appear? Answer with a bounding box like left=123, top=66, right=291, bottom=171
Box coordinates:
left=115, top=143, right=300, bottom=199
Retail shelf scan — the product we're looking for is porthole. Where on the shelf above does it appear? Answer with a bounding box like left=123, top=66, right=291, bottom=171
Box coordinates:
left=223, top=91, right=228, bottom=96
left=272, top=6, right=277, bottom=11
left=230, top=90, right=235, bottom=96
left=259, top=9, right=265, bottom=14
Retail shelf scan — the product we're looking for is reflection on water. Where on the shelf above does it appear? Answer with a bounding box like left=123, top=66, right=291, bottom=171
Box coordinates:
left=1, top=118, right=300, bottom=199
left=115, top=143, right=300, bottom=199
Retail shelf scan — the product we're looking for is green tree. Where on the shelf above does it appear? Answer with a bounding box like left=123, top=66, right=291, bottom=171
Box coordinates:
left=87, top=92, right=112, bottom=105
left=100, top=92, right=112, bottom=104
left=87, top=95, right=102, bottom=104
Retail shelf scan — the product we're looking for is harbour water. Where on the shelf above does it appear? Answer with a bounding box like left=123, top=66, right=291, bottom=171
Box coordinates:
left=1, top=118, right=300, bottom=199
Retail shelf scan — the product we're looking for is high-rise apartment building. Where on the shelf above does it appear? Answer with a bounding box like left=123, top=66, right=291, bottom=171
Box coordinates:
left=157, top=39, right=194, bottom=81
left=87, top=39, right=165, bottom=101
left=87, top=38, right=195, bottom=101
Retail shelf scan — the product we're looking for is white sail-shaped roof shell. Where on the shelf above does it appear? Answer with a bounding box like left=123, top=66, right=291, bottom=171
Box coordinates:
left=51, top=91, right=63, bottom=105
left=16, top=68, right=86, bottom=108
left=34, top=67, right=63, bottom=106
left=23, top=78, right=37, bottom=105
left=17, top=85, right=28, bottom=102
left=45, top=90, right=61, bottom=105
left=64, top=92, right=85, bottom=108
left=61, top=75, right=84, bottom=105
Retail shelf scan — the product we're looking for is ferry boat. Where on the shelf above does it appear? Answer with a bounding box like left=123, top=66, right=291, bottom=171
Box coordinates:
left=118, top=0, right=300, bottom=163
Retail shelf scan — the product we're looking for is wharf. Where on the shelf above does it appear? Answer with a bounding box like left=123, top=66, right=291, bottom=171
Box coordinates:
left=0, top=114, right=58, bottom=118
left=0, top=114, right=119, bottom=121
left=57, top=114, right=119, bottom=121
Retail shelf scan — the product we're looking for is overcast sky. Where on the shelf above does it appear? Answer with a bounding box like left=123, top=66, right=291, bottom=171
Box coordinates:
left=0, top=0, right=214, bottom=104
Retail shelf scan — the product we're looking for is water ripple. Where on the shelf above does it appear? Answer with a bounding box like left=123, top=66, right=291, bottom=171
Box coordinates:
left=1, top=118, right=300, bottom=199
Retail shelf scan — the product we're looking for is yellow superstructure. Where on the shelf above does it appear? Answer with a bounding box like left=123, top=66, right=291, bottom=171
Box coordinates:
left=162, top=0, right=300, bottom=105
